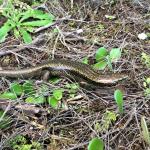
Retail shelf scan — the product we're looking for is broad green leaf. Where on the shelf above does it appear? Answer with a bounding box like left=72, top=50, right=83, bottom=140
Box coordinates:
left=0, top=92, right=17, bottom=100
left=19, top=9, right=35, bottom=23
left=22, top=20, right=52, bottom=27
left=19, top=28, right=32, bottom=44
left=93, top=61, right=107, bottom=70
left=141, top=116, right=150, bottom=145
left=95, top=47, right=108, bottom=61
left=53, top=89, right=63, bottom=100
left=10, top=82, right=23, bottom=96
left=114, top=89, right=124, bottom=114
left=30, top=10, right=55, bottom=20
left=0, top=21, right=13, bottom=42
left=109, top=48, right=121, bottom=62
left=23, top=81, right=35, bottom=96
left=48, top=96, right=59, bottom=108
left=20, top=10, right=54, bottom=22
left=88, top=138, right=104, bottom=150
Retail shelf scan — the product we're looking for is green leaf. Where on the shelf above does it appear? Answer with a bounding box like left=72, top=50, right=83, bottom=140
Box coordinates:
left=53, top=89, right=63, bottom=100
left=95, top=47, right=108, bottom=61
left=38, top=84, right=49, bottom=94
left=93, top=61, right=107, bottom=70
left=10, top=82, right=23, bottom=96
left=13, top=28, right=20, bottom=39
left=82, top=57, right=89, bottom=64
left=19, top=28, right=32, bottom=43
left=65, top=83, right=79, bottom=90
left=30, top=10, right=55, bottom=20
left=25, top=97, right=35, bottom=103
left=0, top=20, right=13, bottom=43
left=22, top=20, right=52, bottom=27
left=25, top=26, right=34, bottom=33
left=146, top=78, right=150, bottom=84
left=48, top=96, right=59, bottom=108
left=19, top=10, right=33, bottom=22
left=49, top=77, right=61, bottom=84
left=114, top=89, right=124, bottom=114
left=35, top=96, right=46, bottom=104
left=65, top=83, right=79, bottom=97
left=0, top=92, right=17, bottom=100
left=20, top=10, right=54, bottom=23
left=141, top=116, right=150, bottom=145
left=88, top=138, right=104, bottom=150
left=109, top=48, right=121, bottom=62
left=23, top=81, right=35, bottom=96
left=25, top=96, right=46, bottom=104
left=53, top=28, right=59, bottom=33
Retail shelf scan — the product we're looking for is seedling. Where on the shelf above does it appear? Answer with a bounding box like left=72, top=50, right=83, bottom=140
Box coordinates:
left=143, top=77, right=150, bottom=96
left=0, top=1, right=54, bottom=43
left=94, top=47, right=121, bottom=70
left=114, top=89, right=124, bottom=114
left=48, top=89, right=63, bottom=108
left=141, top=52, right=150, bottom=68
left=94, top=110, right=117, bottom=132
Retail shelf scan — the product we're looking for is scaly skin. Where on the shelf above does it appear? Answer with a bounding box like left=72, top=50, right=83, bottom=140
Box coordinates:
left=0, top=59, right=128, bottom=84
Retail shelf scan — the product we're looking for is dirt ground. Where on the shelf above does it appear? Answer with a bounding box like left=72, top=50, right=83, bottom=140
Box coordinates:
left=0, top=0, right=150, bottom=149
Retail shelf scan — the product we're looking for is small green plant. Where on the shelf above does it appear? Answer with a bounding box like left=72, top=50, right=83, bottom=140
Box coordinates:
left=9, top=135, right=43, bottom=150
left=114, top=89, right=124, bottom=114
left=141, top=53, right=150, bottom=96
left=65, top=83, right=79, bottom=98
left=141, top=116, right=150, bottom=146
left=143, top=77, right=150, bottom=96
left=0, top=0, right=54, bottom=43
left=88, top=137, right=104, bottom=150
left=141, top=52, right=150, bottom=68
left=49, top=77, right=61, bottom=84
left=0, top=81, right=46, bottom=104
left=96, top=24, right=105, bottom=31
left=0, top=79, right=79, bottom=108
left=48, top=89, right=63, bottom=108
left=94, top=47, right=121, bottom=70
left=94, top=110, right=117, bottom=132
